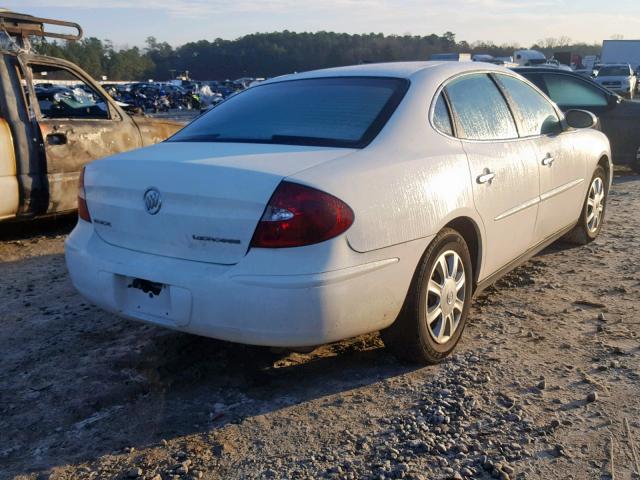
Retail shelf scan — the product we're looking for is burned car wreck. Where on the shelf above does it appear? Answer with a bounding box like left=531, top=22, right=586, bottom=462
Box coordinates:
left=0, top=11, right=183, bottom=221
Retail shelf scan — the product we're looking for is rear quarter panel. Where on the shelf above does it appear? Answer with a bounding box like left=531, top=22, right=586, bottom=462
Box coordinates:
left=288, top=73, right=482, bottom=254
left=571, top=128, right=612, bottom=191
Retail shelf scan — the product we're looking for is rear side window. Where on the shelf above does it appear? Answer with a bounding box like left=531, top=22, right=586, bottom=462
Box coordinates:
left=496, top=74, right=562, bottom=136
left=445, top=74, right=518, bottom=140
left=432, top=93, right=453, bottom=136
left=541, top=74, right=608, bottom=108
left=170, top=77, right=409, bottom=148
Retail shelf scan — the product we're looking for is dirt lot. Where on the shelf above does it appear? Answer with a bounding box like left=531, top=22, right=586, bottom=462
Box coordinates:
left=1, top=175, right=639, bottom=480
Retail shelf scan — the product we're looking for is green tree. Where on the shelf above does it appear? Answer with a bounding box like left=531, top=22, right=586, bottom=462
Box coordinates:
left=33, top=31, right=602, bottom=82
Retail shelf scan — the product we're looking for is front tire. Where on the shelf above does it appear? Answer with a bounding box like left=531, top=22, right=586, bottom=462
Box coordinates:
left=563, top=166, right=608, bottom=244
left=382, top=228, right=473, bottom=364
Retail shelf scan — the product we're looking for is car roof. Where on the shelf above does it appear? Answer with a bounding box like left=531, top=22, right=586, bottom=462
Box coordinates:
left=512, top=66, right=579, bottom=74
left=262, top=61, right=508, bottom=85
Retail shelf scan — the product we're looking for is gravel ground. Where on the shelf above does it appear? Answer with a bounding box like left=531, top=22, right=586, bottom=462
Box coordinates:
left=1, top=175, right=639, bottom=480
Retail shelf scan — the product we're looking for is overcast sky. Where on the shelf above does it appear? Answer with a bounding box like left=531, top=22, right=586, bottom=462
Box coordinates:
left=6, top=1, right=640, bottom=48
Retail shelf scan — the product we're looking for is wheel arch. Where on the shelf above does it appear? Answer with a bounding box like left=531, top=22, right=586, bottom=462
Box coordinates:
left=444, top=216, right=483, bottom=288
left=597, top=154, right=611, bottom=187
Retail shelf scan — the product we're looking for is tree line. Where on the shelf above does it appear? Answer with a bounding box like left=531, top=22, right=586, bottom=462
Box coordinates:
left=33, top=31, right=602, bottom=82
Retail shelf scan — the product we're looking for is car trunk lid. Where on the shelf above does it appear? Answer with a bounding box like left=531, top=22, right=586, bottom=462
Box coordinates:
left=85, top=142, right=354, bottom=264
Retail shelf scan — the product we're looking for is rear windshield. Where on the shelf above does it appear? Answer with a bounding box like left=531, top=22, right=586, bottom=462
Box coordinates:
left=169, top=77, right=409, bottom=148
left=598, top=66, right=630, bottom=76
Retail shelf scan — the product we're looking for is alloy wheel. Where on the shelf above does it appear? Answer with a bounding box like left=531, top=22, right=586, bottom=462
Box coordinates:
left=426, top=250, right=466, bottom=344
left=586, top=176, right=605, bottom=234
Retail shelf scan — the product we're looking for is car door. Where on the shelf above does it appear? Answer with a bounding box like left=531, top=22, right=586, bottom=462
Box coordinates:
left=444, top=73, right=540, bottom=279
left=522, top=71, right=639, bottom=165
left=24, top=59, right=142, bottom=214
left=495, top=73, right=585, bottom=240
left=0, top=117, right=19, bottom=220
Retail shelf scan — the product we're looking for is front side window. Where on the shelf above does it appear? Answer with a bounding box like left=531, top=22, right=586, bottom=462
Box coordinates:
left=170, top=77, right=409, bottom=148
left=30, top=64, right=110, bottom=120
left=541, top=74, right=608, bottom=108
left=432, top=93, right=453, bottom=136
left=445, top=73, right=518, bottom=140
left=496, top=74, right=561, bottom=136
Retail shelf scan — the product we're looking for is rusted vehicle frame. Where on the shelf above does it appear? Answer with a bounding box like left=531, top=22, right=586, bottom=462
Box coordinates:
left=0, top=10, right=82, bottom=47
left=0, top=11, right=184, bottom=221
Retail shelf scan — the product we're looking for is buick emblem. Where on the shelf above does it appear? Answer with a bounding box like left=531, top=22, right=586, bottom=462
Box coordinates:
left=143, top=188, right=162, bottom=215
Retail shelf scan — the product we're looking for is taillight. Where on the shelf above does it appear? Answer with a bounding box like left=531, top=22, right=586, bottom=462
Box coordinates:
left=78, top=166, right=91, bottom=223
left=250, top=181, right=354, bottom=248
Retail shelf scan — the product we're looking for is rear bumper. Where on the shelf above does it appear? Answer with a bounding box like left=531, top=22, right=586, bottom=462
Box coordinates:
left=65, top=221, right=416, bottom=346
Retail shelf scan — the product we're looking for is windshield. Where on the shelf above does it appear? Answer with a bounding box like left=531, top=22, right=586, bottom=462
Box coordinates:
left=169, top=77, right=409, bottom=148
left=598, top=66, right=631, bottom=77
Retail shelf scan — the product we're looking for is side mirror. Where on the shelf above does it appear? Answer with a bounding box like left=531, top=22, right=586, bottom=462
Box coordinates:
left=565, top=109, right=598, bottom=129
left=606, top=94, right=622, bottom=107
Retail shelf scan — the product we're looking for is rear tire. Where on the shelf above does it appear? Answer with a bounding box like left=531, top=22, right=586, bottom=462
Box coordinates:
left=563, top=166, right=608, bottom=245
left=381, top=228, right=473, bottom=365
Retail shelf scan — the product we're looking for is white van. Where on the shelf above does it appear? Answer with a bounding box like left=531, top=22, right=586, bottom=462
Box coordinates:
left=514, top=50, right=547, bottom=66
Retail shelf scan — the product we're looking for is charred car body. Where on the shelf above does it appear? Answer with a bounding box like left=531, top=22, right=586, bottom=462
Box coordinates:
left=0, top=11, right=183, bottom=221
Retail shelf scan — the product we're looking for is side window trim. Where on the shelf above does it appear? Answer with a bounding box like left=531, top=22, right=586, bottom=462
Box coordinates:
left=492, top=72, right=563, bottom=139
left=430, top=89, right=458, bottom=138
left=441, top=89, right=459, bottom=138
left=443, top=86, right=467, bottom=138
left=443, top=72, right=520, bottom=142
left=487, top=73, right=523, bottom=138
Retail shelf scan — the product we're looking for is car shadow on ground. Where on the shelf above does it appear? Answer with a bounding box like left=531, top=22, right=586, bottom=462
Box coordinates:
left=0, top=214, right=77, bottom=241
left=612, top=173, right=640, bottom=185
left=0, top=248, right=420, bottom=475
left=4, top=176, right=638, bottom=476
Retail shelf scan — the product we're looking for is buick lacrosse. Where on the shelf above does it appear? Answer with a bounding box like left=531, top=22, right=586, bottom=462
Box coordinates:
left=65, top=62, right=611, bottom=364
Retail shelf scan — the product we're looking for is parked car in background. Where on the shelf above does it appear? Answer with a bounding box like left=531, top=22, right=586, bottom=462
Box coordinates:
left=593, top=64, right=637, bottom=99
left=515, top=67, right=640, bottom=172
left=66, top=61, right=611, bottom=364
left=0, top=11, right=183, bottom=222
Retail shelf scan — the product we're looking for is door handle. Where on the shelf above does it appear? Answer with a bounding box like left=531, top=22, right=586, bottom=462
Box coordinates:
left=542, top=155, right=555, bottom=166
left=477, top=171, right=496, bottom=184
left=47, top=133, right=67, bottom=145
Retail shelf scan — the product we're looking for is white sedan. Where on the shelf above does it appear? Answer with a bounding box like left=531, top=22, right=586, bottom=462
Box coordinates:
left=65, top=62, right=611, bottom=364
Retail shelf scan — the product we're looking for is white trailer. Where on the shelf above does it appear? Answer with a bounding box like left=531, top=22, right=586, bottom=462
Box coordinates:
left=601, top=40, right=640, bottom=71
